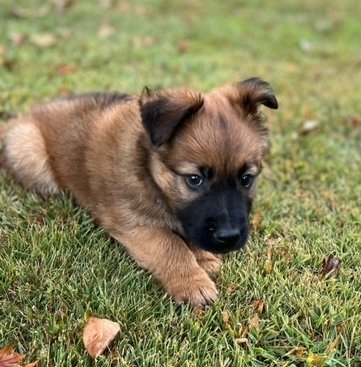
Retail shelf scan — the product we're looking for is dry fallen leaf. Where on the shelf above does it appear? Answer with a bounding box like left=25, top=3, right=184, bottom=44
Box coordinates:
left=235, top=337, right=248, bottom=345
left=325, top=334, right=342, bottom=355
left=251, top=299, right=266, bottom=314
left=8, top=33, right=26, bottom=46
left=248, top=314, right=260, bottom=330
left=98, top=25, right=116, bottom=39
left=56, top=64, right=76, bottom=75
left=300, top=120, right=319, bottom=135
left=30, top=34, right=57, bottom=48
left=83, top=317, right=121, bottom=359
left=287, top=346, right=306, bottom=358
left=0, top=346, right=24, bottom=367
left=321, top=255, right=341, bottom=279
left=344, top=115, right=361, bottom=128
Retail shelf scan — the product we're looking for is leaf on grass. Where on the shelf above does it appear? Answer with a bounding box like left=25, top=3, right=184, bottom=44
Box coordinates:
left=321, top=255, right=341, bottom=279
left=287, top=346, right=306, bottom=358
left=98, top=25, right=116, bottom=39
left=300, top=120, right=319, bottom=135
left=235, top=337, right=248, bottom=345
left=83, top=317, right=121, bottom=359
left=9, top=33, right=26, bottom=46
left=56, top=64, right=76, bottom=75
left=251, top=299, right=266, bottom=314
left=248, top=314, right=260, bottom=330
left=344, top=115, right=361, bottom=128
left=30, top=34, right=57, bottom=48
left=0, top=346, right=24, bottom=367
left=325, top=335, right=342, bottom=355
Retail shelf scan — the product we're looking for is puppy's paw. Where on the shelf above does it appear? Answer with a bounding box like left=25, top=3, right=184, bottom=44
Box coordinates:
left=196, top=252, right=223, bottom=275
left=166, top=270, right=218, bottom=307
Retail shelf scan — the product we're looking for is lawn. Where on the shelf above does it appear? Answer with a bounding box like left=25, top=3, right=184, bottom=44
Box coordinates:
left=0, top=0, right=360, bottom=366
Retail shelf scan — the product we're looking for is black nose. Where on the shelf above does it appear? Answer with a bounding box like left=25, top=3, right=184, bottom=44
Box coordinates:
left=214, top=227, right=241, bottom=245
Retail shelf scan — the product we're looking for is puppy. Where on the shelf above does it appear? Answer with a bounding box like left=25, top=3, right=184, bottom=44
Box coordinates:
left=4, top=78, right=278, bottom=306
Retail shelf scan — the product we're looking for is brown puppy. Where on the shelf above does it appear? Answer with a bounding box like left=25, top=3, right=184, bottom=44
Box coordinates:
left=4, top=78, right=278, bottom=306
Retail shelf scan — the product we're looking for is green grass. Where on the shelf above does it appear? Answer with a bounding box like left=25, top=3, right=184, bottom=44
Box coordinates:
left=1, top=0, right=360, bottom=366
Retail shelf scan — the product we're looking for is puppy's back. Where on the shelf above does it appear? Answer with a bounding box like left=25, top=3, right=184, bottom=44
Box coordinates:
left=3, top=93, right=132, bottom=198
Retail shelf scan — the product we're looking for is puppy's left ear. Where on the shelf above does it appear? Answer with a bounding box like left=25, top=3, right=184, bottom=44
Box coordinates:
left=140, top=88, right=204, bottom=147
left=228, top=77, right=278, bottom=115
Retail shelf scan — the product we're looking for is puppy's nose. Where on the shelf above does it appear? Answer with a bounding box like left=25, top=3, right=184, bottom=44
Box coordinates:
left=214, top=227, right=241, bottom=245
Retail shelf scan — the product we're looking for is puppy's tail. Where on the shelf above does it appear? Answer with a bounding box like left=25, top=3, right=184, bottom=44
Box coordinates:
left=3, top=117, right=59, bottom=195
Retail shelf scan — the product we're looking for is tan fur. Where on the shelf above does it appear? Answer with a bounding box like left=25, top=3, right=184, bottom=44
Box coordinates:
left=4, top=80, right=277, bottom=306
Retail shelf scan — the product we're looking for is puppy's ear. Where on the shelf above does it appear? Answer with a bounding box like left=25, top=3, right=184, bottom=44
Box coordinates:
left=140, top=88, right=204, bottom=147
left=228, top=77, right=278, bottom=114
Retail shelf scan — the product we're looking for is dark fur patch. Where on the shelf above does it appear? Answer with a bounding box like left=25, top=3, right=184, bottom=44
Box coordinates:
left=238, top=77, right=278, bottom=112
left=140, top=89, right=204, bottom=147
left=177, top=184, right=251, bottom=253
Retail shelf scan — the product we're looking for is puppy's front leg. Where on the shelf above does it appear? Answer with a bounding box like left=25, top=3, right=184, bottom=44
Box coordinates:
left=192, top=248, right=223, bottom=275
left=112, top=227, right=218, bottom=306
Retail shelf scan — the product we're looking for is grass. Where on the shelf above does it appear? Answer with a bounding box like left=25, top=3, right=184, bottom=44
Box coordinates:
left=0, top=0, right=360, bottom=366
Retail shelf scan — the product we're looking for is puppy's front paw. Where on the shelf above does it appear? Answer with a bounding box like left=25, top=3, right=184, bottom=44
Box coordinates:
left=196, top=252, right=223, bottom=275
left=166, top=270, right=218, bottom=307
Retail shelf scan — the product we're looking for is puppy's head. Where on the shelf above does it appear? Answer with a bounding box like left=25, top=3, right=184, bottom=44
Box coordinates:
left=140, top=78, right=278, bottom=254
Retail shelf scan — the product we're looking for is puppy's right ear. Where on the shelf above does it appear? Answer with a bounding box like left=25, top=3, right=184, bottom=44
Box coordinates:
left=139, top=88, right=204, bottom=147
left=227, top=77, right=278, bottom=116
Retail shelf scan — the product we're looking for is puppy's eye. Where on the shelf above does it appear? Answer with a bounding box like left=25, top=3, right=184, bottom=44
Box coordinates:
left=240, top=174, right=254, bottom=188
left=185, top=174, right=204, bottom=189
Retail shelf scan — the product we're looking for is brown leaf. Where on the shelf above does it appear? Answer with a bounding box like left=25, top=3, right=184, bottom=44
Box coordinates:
left=56, top=64, right=76, bottom=75
left=83, top=317, right=121, bottom=359
left=30, top=34, right=57, bottom=48
left=8, top=33, right=26, bottom=46
left=248, top=314, right=260, bottom=330
left=287, top=346, right=306, bottom=358
left=345, top=115, right=361, bottom=128
left=321, top=255, right=341, bottom=279
left=98, top=25, right=116, bottom=39
left=251, top=299, right=266, bottom=314
left=325, top=335, right=342, bottom=355
left=0, top=346, right=24, bottom=367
